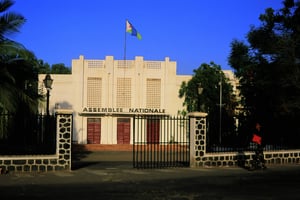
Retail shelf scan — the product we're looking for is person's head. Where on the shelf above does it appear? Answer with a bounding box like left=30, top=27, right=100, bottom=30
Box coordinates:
left=255, top=122, right=261, bottom=131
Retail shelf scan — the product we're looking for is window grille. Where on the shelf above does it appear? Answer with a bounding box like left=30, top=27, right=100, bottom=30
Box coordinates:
left=87, top=77, right=102, bottom=107
left=145, top=61, right=161, bottom=69
left=117, top=60, right=134, bottom=68
left=146, top=79, right=161, bottom=108
left=116, top=78, right=131, bottom=108
left=87, top=60, right=104, bottom=68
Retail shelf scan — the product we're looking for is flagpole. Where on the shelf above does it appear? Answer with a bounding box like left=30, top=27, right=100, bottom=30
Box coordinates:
left=124, top=19, right=127, bottom=62
left=123, top=20, right=127, bottom=103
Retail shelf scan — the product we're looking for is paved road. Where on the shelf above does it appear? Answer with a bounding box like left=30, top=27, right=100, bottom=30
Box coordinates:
left=1, top=151, right=300, bottom=200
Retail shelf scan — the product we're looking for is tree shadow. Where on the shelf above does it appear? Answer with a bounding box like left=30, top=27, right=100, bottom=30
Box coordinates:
left=71, top=144, right=93, bottom=170
left=71, top=149, right=133, bottom=170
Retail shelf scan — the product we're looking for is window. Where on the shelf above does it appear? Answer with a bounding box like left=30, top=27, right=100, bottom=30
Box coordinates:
left=146, top=79, right=161, bottom=108
left=87, top=77, right=102, bottom=107
left=87, top=60, right=104, bottom=68
left=117, top=78, right=131, bottom=108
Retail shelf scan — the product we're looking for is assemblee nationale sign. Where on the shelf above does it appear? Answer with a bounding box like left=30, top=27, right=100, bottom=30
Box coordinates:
left=82, top=107, right=166, bottom=114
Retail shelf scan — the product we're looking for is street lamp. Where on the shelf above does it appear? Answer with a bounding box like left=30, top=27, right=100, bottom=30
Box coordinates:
left=198, top=83, right=203, bottom=95
left=43, top=74, right=53, bottom=116
left=198, top=83, right=203, bottom=111
left=219, top=74, right=222, bottom=144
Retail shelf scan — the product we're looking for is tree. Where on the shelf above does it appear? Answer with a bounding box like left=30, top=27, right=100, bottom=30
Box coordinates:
left=36, top=61, right=71, bottom=74
left=51, top=63, right=71, bottom=74
left=228, top=0, right=300, bottom=146
left=0, top=0, right=41, bottom=141
left=179, top=62, right=237, bottom=144
left=0, top=0, right=40, bottom=113
left=37, top=59, right=51, bottom=74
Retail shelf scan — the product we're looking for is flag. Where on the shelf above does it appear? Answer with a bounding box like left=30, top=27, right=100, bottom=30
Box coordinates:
left=126, top=20, right=142, bottom=40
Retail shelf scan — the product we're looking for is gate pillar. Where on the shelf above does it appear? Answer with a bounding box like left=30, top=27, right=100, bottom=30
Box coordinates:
left=55, top=109, right=73, bottom=170
left=188, top=112, right=208, bottom=167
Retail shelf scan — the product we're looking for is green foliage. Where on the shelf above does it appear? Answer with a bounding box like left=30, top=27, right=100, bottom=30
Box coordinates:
left=51, top=63, right=71, bottom=74
left=0, top=0, right=40, bottom=114
left=37, top=60, right=71, bottom=74
left=0, top=0, right=70, bottom=142
left=179, top=62, right=236, bottom=112
left=0, top=0, right=25, bottom=40
left=228, top=0, right=300, bottom=146
left=0, top=0, right=42, bottom=139
left=179, top=62, right=238, bottom=144
left=37, top=59, right=51, bottom=74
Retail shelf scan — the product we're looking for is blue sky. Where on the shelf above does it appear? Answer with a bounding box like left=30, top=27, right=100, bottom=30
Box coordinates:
left=12, top=0, right=283, bottom=75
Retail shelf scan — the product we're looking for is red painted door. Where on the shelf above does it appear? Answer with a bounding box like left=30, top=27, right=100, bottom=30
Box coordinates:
left=87, top=118, right=101, bottom=144
left=147, top=119, right=160, bottom=144
left=117, top=118, right=130, bottom=144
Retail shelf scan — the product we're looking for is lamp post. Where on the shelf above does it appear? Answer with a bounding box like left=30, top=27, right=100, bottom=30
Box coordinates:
left=43, top=74, right=53, bottom=116
left=198, top=83, right=203, bottom=111
left=219, top=75, right=222, bottom=144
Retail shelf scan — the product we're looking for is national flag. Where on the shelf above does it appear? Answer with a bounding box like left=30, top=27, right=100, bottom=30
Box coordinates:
left=126, top=20, right=142, bottom=40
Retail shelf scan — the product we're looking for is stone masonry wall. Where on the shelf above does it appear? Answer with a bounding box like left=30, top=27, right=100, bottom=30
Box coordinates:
left=189, top=112, right=300, bottom=167
left=0, top=109, right=72, bottom=173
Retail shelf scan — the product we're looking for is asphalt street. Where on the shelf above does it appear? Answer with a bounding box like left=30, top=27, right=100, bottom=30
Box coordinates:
left=1, top=151, right=300, bottom=200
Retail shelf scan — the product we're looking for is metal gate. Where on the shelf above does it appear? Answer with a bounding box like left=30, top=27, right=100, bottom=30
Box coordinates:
left=133, top=115, right=190, bottom=168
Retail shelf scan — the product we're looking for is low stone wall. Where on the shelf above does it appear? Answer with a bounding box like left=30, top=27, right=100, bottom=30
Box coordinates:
left=189, top=112, right=300, bottom=168
left=0, top=155, right=62, bottom=173
left=193, top=151, right=300, bottom=167
left=0, top=109, right=72, bottom=173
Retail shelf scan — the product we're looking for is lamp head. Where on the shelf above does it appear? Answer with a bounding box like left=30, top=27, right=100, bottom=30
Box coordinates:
left=43, top=74, right=53, bottom=90
left=198, top=83, right=203, bottom=95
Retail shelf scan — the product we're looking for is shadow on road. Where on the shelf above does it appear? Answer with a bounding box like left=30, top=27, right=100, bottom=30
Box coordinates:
left=71, top=150, right=133, bottom=170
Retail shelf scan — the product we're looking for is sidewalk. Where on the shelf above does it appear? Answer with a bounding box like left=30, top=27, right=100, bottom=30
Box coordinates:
left=1, top=151, right=300, bottom=200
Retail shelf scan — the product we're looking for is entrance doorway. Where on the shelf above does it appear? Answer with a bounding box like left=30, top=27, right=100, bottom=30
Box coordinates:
left=147, top=118, right=160, bottom=143
left=87, top=118, right=101, bottom=144
left=117, top=118, right=130, bottom=144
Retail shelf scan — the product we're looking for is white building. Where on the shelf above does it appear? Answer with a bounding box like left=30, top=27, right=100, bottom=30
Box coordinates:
left=39, top=55, right=238, bottom=145
left=39, top=55, right=191, bottom=144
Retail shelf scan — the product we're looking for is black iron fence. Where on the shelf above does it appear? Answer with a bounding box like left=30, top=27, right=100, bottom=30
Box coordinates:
left=206, top=130, right=300, bottom=153
left=133, top=115, right=190, bottom=168
left=0, top=113, right=56, bottom=155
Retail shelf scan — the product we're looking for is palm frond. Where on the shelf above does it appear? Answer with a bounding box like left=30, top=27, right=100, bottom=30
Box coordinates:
left=0, top=0, right=14, bottom=13
left=0, top=12, right=25, bottom=39
left=0, top=39, right=34, bottom=62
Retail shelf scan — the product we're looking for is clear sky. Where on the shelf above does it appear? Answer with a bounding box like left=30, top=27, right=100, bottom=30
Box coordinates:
left=11, top=0, right=283, bottom=75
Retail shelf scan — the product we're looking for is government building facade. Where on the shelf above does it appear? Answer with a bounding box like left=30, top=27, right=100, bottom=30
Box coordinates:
left=38, top=55, right=237, bottom=145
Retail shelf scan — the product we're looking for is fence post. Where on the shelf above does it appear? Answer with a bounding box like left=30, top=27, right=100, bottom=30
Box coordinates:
left=188, top=112, right=208, bottom=167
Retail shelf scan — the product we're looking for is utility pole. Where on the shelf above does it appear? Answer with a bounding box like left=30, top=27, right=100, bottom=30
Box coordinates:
left=219, top=74, right=222, bottom=144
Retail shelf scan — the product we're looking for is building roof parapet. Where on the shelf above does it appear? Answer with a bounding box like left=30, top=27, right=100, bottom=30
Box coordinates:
left=75, top=55, right=176, bottom=72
